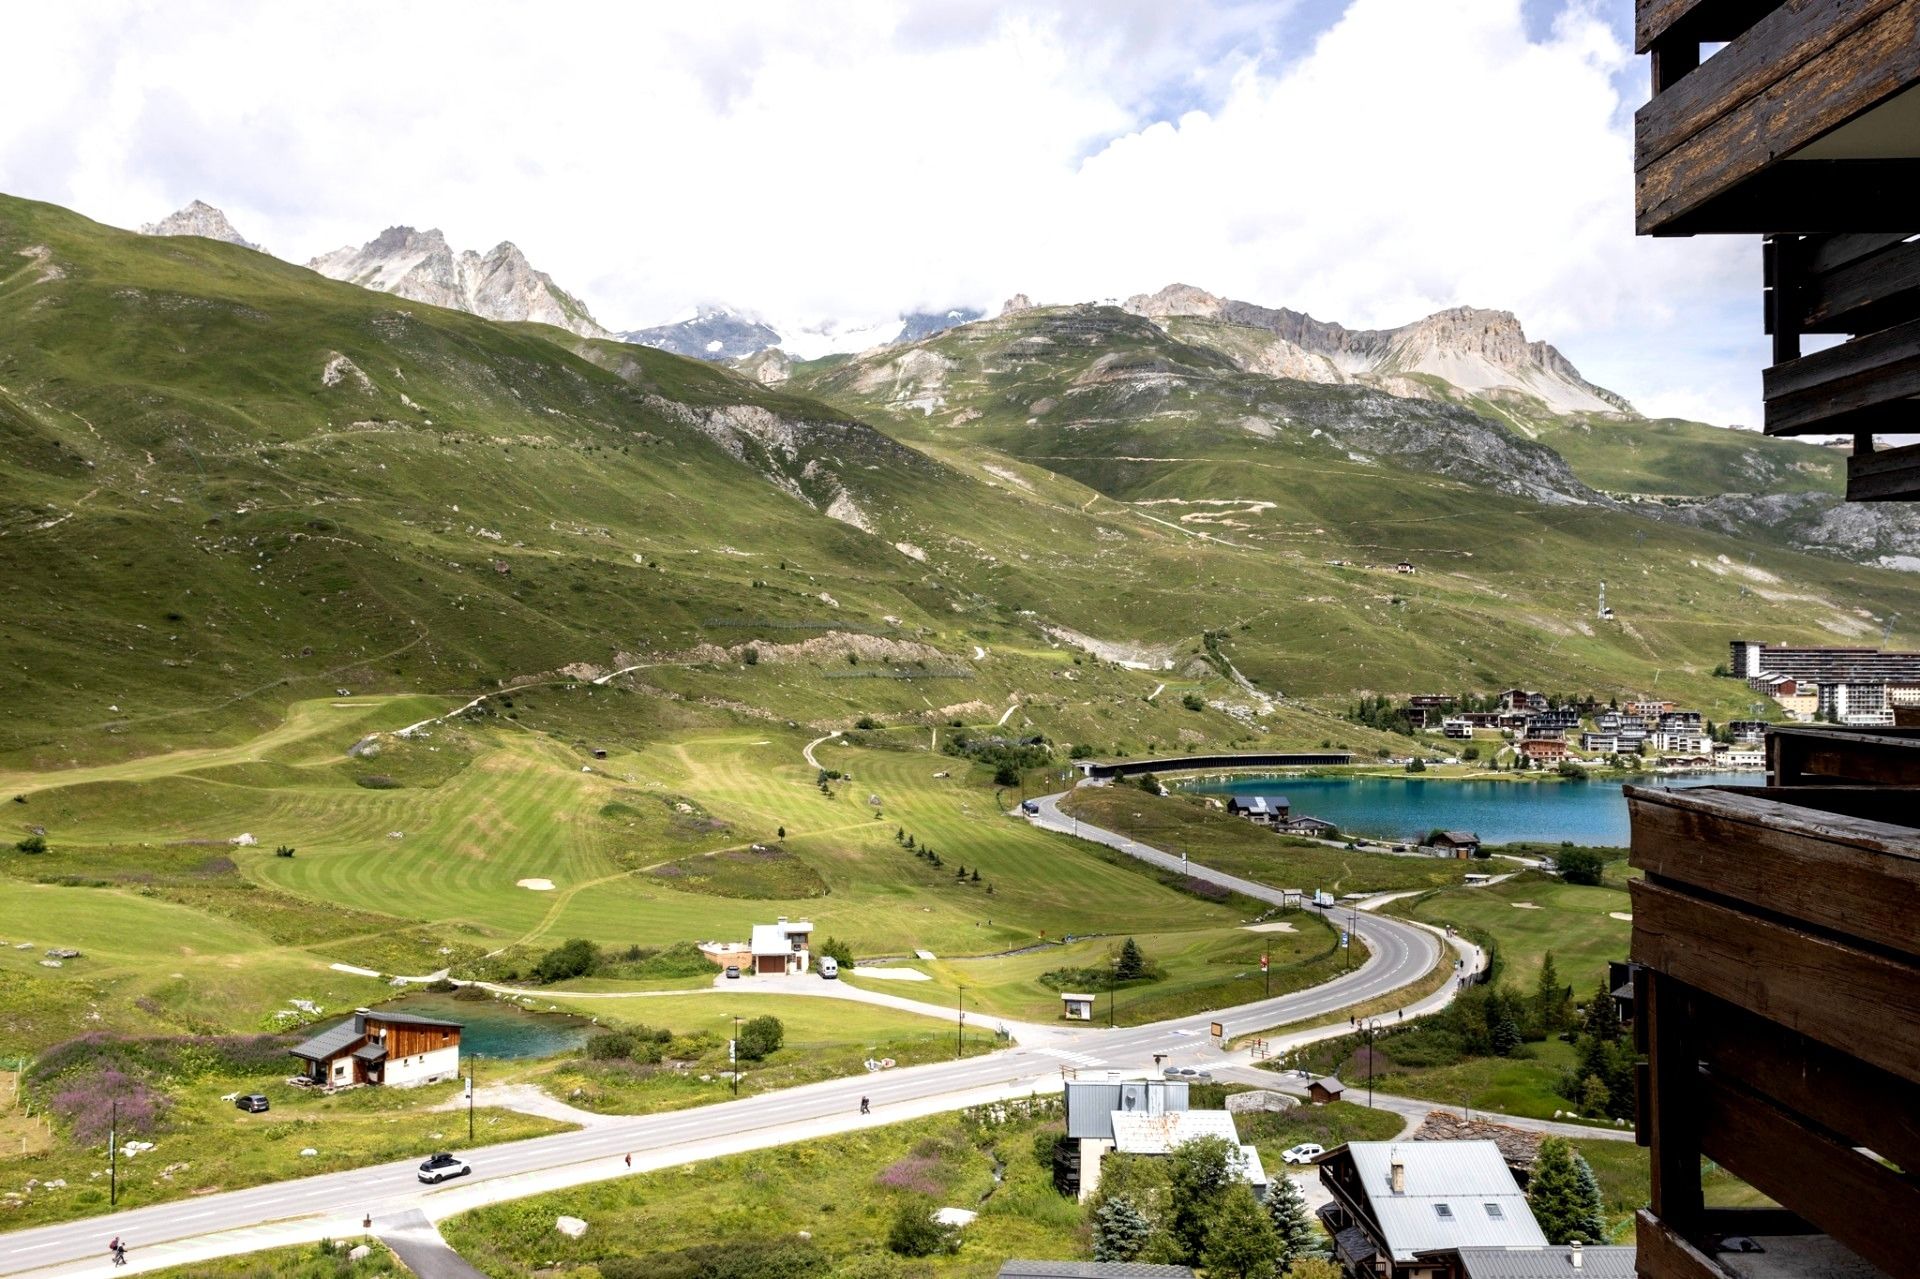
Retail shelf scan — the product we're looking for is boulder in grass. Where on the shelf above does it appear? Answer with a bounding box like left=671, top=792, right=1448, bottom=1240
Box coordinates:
left=347, top=1245, right=371, bottom=1260
left=556, top=1216, right=588, bottom=1239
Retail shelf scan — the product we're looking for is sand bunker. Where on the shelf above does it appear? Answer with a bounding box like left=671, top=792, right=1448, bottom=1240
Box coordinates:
left=852, top=967, right=932, bottom=982
left=517, top=878, right=556, bottom=891
left=1242, top=921, right=1299, bottom=933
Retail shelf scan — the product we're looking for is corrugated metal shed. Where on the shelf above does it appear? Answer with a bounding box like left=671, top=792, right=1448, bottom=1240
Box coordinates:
left=1064, top=1078, right=1188, bottom=1140
left=1111, top=1109, right=1241, bottom=1154
left=1347, top=1141, right=1547, bottom=1261
left=1454, top=1245, right=1638, bottom=1278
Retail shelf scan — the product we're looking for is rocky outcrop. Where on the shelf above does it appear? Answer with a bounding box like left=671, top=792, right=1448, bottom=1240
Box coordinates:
left=1000, top=293, right=1034, bottom=316
left=1124, top=284, right=1631, bottom=416
left=307, top=227, right=608, bottom=338
left=1645, top=491, right=1920, bottom=570
left=140, top=200, right=260, bottom=251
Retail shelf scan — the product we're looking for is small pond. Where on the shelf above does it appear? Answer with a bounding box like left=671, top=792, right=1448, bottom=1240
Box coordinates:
left=383, top=991, right=595, bottom=1059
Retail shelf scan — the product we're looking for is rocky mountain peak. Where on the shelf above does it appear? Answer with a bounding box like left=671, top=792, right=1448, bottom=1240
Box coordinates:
left=999, top=293, right=1035, bottom=316
left=307, top=226, right=607, bottom=339
left=139, top=200, right=261, bottom=250
left=1122, top=283, right=1226, bottom=319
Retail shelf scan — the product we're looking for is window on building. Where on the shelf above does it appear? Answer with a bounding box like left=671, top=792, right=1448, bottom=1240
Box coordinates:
left=1433, top=1204, right=1453, bottom=1219
left=1485, top=1204, right=1504, bottom=1219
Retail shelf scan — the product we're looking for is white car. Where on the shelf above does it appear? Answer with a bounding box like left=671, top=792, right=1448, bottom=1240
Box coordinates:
left=1282, top=1142, right=1324, bottom=1165
left=418, top=1152, right=471, bottom=1183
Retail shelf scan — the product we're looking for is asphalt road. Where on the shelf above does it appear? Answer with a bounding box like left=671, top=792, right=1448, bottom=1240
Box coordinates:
left=1, top=789, right=1439, bottom=1276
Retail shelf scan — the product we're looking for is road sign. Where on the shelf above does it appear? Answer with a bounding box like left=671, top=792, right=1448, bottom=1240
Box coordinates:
left=1340, top=931, right=1349, bottom=947
left=1260, top=953, right=1269, bottom=971
left=1209, top=1021, right=1224, bottom=1038
left=728, top=1038, right=737, bottom=1062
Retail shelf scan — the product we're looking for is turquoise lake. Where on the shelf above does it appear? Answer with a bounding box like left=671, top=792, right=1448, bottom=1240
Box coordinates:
left=386, top=992, right=594, bottom=1059
left=1180, top=772, right=1757, bottom=847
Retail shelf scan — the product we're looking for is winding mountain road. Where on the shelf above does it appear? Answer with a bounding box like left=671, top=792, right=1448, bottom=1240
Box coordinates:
left=1, top=788, right=1448, bottom=1278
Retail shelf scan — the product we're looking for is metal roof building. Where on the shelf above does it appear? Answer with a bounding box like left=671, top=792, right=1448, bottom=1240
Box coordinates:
left=1319, top=1140, right=1547, bottom=1270
left=1063, top=1077, right=1189, bottom=1141
left=1110, top=1109, right=1242, bottom=1155
left=997, top=1263, right=1197, bottom=1278
left=1454, top=1245, right=1637, bottom=1278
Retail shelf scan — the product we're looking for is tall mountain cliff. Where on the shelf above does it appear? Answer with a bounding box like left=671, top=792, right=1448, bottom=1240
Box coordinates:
left=620, top=306, right=782, bottom=360
left=138, top=200, right=260, bottom=250
left=307, top=226, right=609, bottom=338
left=1123, top=283, right=1632, bottom=416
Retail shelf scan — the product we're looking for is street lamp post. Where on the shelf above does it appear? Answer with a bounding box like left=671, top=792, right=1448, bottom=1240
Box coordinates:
left=1364, top=1021, right=1378, bottom=1108
left=732, top=1015, right=741, bottom=1097
left=467, top=1054, right=477, bottom=1142
left=955, top=986, right=967, bottom=1059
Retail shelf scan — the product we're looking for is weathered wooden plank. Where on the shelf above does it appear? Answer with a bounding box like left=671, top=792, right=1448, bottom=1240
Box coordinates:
left=1630, top=877, right=1920, bottom=1082
left=1695, top=991, right=1920, bottom=1171
left=1765, top=313, right=1920, bottom=398
left=1784, top=236, right=1920, bottom=332
left=1637, top=0, right=1901, bottom=169
left=1637, top=0, right=1920, bottom=233
left=1626, top=787, right=1920, bottom=957
left=1764, top=318, right=1920, bottom=434
left=1697, top=1072, right=1917, bottom=1279
left=1648, top=158, right=1920, bottom=234
left=1636, top=1210, right=1731, bottom=1279
left=1709, top=783, right=1920, bottom=825
left=1637, top=0, right=1780, bottom=53
left=1850, top=438, right=1920, bottom=500
left=1769, top=723, right=1920, bottom=784
left=1805, top=230, right=1914, bottom=273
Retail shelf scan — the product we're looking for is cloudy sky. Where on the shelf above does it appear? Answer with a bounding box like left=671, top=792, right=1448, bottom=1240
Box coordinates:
left=1, top=0, right=1761, bottom=425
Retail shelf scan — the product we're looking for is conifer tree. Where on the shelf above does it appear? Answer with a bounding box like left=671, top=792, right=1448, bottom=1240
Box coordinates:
left=1091, top=1194, right=1152, bottom=1262
left=1265, top=1172, right=1319, bottom=1267
left=1203, top=1182, right=1280, bottom=1279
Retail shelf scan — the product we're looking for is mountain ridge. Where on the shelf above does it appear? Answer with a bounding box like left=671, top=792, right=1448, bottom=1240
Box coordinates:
left=1122, top=282, right=1631, bottom=417
left=307, top=225, right=609, bottom=338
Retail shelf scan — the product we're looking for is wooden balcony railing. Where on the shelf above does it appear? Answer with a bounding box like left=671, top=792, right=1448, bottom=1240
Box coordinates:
left=1626, top=727, right=1919, bottom=1279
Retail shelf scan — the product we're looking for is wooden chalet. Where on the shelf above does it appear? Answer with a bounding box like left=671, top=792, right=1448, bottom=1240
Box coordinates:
left=289, top=1007, right=462, bottom=1089
left=1624, top=726, right=1919, bottom=1278
left=1635, top=0, right=1920, bottom=499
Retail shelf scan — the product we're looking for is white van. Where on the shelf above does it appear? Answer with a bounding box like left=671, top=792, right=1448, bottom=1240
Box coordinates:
left=819, top=957, right=840, bottom=979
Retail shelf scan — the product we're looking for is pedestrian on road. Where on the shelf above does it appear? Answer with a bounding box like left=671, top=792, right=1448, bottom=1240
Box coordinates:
left=860, top=1096, right=870, bottom=1115
left=109, top=1238, right=127, bottom=1267
left=624, top=1152, right=631, bottom=1168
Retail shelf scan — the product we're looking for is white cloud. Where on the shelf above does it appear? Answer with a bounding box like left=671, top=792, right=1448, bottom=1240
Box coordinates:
left=0, top=0, right=1760, bottom=424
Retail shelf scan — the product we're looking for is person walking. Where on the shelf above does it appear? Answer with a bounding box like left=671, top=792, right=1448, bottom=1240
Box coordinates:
left=109, top=1238, right=127, bottom=1267
left=859, top=1096, right=870, bottom=1115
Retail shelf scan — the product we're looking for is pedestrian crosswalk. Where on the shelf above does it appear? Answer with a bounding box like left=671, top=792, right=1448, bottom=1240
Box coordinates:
left=1030, top=1047, right=1107, bottom=1068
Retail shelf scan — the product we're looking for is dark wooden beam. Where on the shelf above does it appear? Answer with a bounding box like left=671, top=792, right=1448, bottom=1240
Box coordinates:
left=1631, top=876, right=1920, bottom=1083
left=1768, top=725, right=1920, bottom=785
left=1694, top=991, right=1920, bottom=1171
left=1849, top=438, right=1920, bottom=499
left=1763, top=314, right=1920, bottom=434
left=1697, top=1071, right=1919, bottom=1279
left=1637, top=0, right=1781, bottom=54
left=1626, top=786, right=1920, bottom=959
left=1648, top=159, right=1920, bottom=235
left=1765, top=234, right=1920, bottom=334
left=1643, top=970, right=1706, bottom=1228
left=1637, top=0, right=1904, bottom=171
left=1636, top=1210, right=1728, bottom=1279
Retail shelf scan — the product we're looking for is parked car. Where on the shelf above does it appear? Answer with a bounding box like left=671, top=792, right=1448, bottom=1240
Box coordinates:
left=1282, top=1142, right=1324, bottom=1165
left=417, top=1152, right=471, bottom=1184
left=818, top=956, right=839, bottom=979
left=234, top=1094, right=270, bottom=1113
left=724, top=965, right=740, bottom=979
